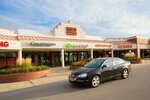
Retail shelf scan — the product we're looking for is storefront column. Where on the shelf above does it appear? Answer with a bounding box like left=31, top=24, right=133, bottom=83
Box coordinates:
left=136, top=40, right=140, bottom=58
left=61, top=49, right=65, bottom=68
left=135, top=49, right=140, bottom=58
left=18, top=49, right=22, bottom=65
left=111, top=49, right=114, bottom=57
left=90, top=49, right=93, bottom=58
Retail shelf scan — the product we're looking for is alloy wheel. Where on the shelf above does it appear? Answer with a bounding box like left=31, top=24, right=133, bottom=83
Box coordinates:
left=91, top=75, right=100, bottom=88
left=122, top=69, right=129, bottom=79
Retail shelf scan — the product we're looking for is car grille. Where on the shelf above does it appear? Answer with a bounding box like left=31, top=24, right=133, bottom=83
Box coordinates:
left=71, top=74, right=78, bottom=78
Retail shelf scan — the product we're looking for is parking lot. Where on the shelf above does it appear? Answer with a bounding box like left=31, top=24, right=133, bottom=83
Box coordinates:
left=0, top=63, right=150, bottom=100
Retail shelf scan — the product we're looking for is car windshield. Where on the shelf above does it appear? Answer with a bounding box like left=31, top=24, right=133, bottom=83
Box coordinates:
left=84, top=59, right=105, bottom=68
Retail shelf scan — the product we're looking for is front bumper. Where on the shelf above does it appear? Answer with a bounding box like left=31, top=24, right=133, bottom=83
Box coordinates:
left=69, top=75, right=90, bottom=83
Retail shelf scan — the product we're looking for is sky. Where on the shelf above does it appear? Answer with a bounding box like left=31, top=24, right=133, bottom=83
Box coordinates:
left=0, top=0, right=150, bottom=39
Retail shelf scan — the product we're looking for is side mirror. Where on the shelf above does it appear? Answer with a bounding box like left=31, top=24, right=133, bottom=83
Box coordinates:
left=102, top=65, right=107, bottom=69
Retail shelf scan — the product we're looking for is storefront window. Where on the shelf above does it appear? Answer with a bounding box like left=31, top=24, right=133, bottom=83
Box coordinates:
left=140, top=49, right=150, bottom=59
left=107, top=51, right=112, bottom=57
left=93, top=51, right=99, bottom=58
left=80, top=51, right=90, bottom=60
left=65, top=51, right=78, bottom=66
left=23, top=52, right=52, bottom=67
left=0, top=52, right=16, bottom=68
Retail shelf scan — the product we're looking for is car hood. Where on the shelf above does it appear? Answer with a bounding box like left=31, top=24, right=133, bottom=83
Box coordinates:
left=72, top=67, right=97, bottom=75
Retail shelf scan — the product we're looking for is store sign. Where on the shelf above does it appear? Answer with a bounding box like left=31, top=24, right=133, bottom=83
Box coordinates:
left=95, top=44, right=111, bottom=47
left=0, top=41, right=9, bottom=47
left=118, top=45, right=132, bottom=49
left=66, top=27, right=77, bottom=36
left=66, top=43, right=88, bottom=48
left=31, top=41, right=56, bottom=46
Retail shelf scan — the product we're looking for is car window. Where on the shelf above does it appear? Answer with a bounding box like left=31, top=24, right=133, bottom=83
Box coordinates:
left=84, top=59, right=105, bottom=68
left=113, top=58, right=125, bottom=65
left=103, top=59, right=113, bottom=67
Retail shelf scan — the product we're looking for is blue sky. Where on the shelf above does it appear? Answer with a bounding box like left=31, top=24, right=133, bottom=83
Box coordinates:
left=0, top=0, right=150, bottom=39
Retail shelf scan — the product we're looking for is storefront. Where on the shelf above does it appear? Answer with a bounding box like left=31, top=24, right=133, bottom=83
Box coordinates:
left=106, top=37, right=150, bottom=59
left=0, top=21, right=150, bottom=68
left=0, top=38, right=21, bottom=68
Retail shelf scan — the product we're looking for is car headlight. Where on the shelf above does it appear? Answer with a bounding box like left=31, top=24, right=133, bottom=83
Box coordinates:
left=78, top=73, right=87, bottom=78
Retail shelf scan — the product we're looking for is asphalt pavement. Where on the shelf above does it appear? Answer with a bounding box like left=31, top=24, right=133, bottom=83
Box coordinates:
left=0, top=63, right=150, bottom=100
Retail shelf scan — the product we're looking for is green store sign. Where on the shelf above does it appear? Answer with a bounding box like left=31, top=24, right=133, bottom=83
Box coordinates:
left=66, top=43, right=88, bottom=48
left=31, top=41, right=56, bottom=46
left=67, top=43, right=71, bottom=48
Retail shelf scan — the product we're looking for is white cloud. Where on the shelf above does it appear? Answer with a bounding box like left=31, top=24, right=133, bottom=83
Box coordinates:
left=0, top=15, right=51, bottom=32
left=1, top=0, right=150, bottom=38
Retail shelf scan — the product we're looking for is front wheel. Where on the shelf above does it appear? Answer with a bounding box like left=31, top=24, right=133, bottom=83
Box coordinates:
left=121, top=69, right=129, bottom=79
left=91, top=75, right=100, bottom=88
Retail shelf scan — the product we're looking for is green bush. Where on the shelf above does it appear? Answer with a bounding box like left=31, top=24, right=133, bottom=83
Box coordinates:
left=71, top=58, right=93, bottom=66
left=0, top=65, right=50, bottom=75
left=123, top=56, right=142, bottom=61
left=71, top=61, right=87, bottom=66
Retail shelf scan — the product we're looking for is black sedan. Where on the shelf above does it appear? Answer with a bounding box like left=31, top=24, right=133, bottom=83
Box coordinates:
left=69, top=57, right=131, bottom=88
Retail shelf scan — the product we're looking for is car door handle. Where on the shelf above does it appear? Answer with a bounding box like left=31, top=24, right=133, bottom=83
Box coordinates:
left=113, top=68, right=117, bottom=69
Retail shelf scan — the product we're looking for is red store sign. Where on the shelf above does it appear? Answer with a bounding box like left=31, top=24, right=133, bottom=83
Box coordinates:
left=0, top=41, right=9, bottom=47
left=118, top=45, right=132, bottom=49
left=95, top=44, right=111, bottom=47
left=66, top=27, right=77, bottom=36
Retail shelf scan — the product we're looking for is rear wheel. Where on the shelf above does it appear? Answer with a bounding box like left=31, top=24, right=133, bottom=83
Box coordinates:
left=121, top=69, right=129, bottom=79
left=91, top=75, right=100, bottom=88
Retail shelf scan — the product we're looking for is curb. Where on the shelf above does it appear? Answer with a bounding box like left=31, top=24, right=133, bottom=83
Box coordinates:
left=0, top=73, right=69, bottom=92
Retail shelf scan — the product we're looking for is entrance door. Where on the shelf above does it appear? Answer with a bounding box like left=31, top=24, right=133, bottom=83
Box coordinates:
left=55, top=52, right=61, bottom=67
left=46, top=52, right=52, bottom=67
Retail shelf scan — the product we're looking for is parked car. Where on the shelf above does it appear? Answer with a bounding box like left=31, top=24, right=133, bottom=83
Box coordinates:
left=69, top=57, right=131, bottom=88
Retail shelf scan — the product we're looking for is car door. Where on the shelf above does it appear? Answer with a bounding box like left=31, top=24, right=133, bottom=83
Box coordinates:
left=101, top=59, right=115, bottom=80
left=113, top=58, right=124, bottom=76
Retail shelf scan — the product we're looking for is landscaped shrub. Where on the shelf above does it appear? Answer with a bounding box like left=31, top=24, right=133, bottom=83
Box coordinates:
left=25, top=58, right=32, bottom=68
left=123, top=55, right=142, bottom=61
left=71, top=58, right=93, bottom=66
left=71, top=61, right=87, bottom=66
left=0, top=66, right=50, bottom=75
left=15, top=58, right=32, bottom=68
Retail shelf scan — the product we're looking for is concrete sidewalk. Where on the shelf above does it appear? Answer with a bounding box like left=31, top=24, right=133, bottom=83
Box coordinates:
left=0, top=66, right=72, bottom=92
left=0, top=60, right=150, bottom=92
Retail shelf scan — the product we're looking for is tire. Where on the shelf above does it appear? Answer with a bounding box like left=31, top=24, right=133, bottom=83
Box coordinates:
left=69, top=80, right=74, bottom=83
left=121, top=69, right=129, bottom=79
left=91, top=75, right=100, bottom=88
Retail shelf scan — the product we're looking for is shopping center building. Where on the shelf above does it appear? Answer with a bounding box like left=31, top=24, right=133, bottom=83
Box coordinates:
left=0, top=21, right=150, bottom=68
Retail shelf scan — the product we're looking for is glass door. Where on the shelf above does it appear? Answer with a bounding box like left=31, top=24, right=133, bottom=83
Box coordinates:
left=46, top=52, right=52, bottom=67
left=55, top=52, right=61, bottom=67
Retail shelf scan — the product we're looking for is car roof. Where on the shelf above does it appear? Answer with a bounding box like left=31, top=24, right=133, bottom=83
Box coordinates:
left=95, top=57, right=120, bottom=60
